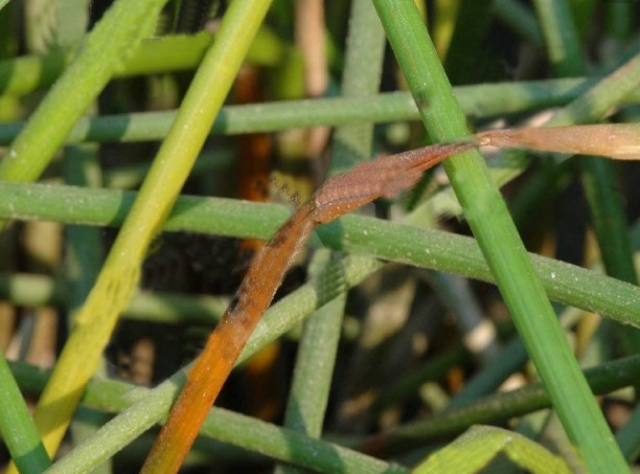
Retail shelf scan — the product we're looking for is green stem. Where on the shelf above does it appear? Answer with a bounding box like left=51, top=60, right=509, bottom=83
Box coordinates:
left=18, top=255, right=384, bottom=474
left=0, top=355, right=50, bottom=474
left=0, top=0, right=170, bottom=184
left=0, top=182, right=639, bottom=327
left=372, top=2, right=629, bottom=473
left=62, top=144, right=112, bottom=474
left=537, top=0, right=640, bottom=356
left=0, top=272, right=227, bottom=325
left=276, top=3, right=385, bottom=471
left=547, top=52, right=640, bottom=128
left=443, top=0, right=495, bottom=84
left=605, top=1, right=633, bottom=41
left=532, top=0, right=584, bottom=76
left=427, top=49, right=640, bottom=217
left=4, top=78, right=634, bottom=146
left=581, top=158, right=638, bottom=285
left=9, top=353, right=640, bottom=472
left=274, top=255, right=347, bottom=474
left=493, top=0, right=543, bottom=47
left=25, top=0, right=273, bottom=458
left=328, top=0, right=386, bottom=174
left=0, top=29, right=287, bottom=96
left=360, top=353, right=640, bottom=456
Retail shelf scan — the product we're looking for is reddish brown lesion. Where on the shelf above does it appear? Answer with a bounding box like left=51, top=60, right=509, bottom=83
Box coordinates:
left=139, top=137, right=470, bottom=474
left=140, top=123, right=640, bottom=474
left=140, top=199, right=317, bottom=474
left=311, top=141, right=477, bottom=224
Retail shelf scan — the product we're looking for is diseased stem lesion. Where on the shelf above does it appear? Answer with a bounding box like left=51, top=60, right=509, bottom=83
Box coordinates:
left=139, top=123, right=640, bottom=474
left=477, top=124, right=640, bottom=160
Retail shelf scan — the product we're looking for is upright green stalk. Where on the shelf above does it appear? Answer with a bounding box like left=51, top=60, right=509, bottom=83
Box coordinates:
left=0, top=0, right=169, bottom=187
left=443, top=0, right=495, bottom=84
left=40, top=255, right=384, bottom=474
left=605, top=1, right=633, bottom=41
left=25, top=0, right=273, bottom=460
left=493, top=0, right=543, bottom=47
left=329, top=0, right=386, bottom=174
left=0, top=355, right=50, bottom=474
left=534, top=0, right=640, bottom=353
left=371, top=1, right=629, bottom=473
left=56, top=2, right=112, bottom=470
left=1, top=0, right=170, bottom=471
left=63, top=146, right=112, bottom=474
left=275, top=3, right=385, bottom=471
left=273, top=253, right=347, bottom=474
left=535, top=1, right=640, bottom=462
left=531, top=0, right=583, bottom=76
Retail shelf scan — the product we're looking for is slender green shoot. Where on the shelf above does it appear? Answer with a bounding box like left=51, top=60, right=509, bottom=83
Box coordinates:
left=372, top=2, right=630, bottom=473
left=23, top=0, right=272, bottom=459
left=412, top=426, right=572, bottom=474
left=0, top=0, right=170, bottom=187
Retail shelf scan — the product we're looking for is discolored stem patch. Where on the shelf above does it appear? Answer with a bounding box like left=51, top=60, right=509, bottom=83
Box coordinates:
left=140, top=123, right=640, bottom=474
